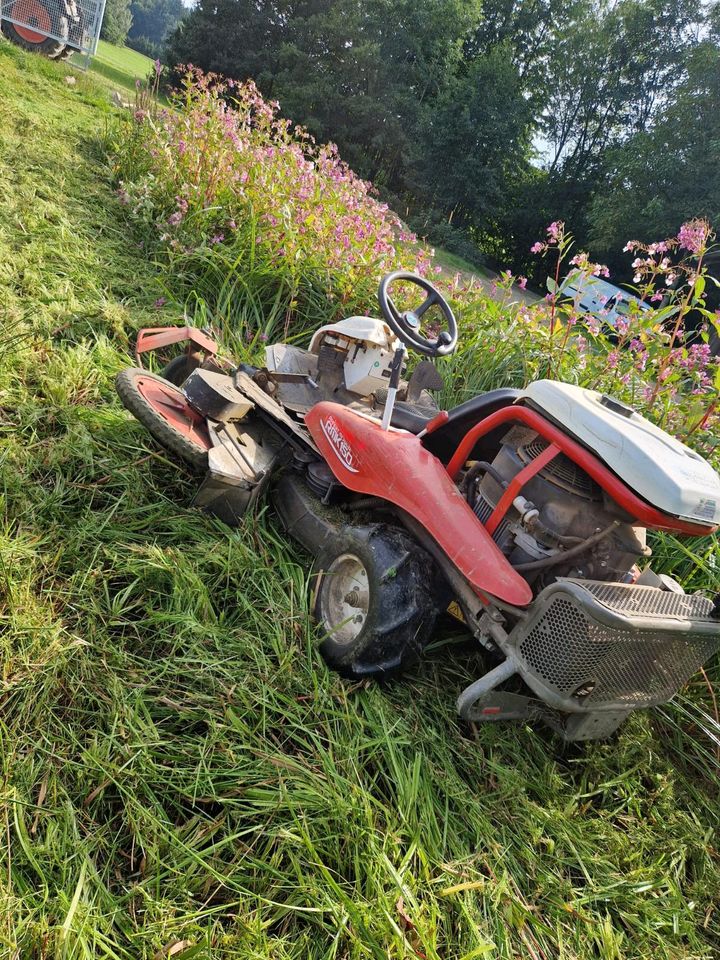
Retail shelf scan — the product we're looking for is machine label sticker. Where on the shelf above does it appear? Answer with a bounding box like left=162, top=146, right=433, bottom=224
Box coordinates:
left=695, top=498, right=717, bottom=520
left=320, top=415, right=358, bottom=473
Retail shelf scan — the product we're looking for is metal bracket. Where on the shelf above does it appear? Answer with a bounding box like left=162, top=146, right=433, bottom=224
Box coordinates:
left=135, top=326, right=219, bottom=367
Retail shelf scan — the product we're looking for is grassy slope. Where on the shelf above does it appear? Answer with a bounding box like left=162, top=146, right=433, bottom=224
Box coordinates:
left=87, top=40, right=154, bottom=96
left=433, top=246, right=494, bottom=280
left=1, top=40, right=720, bottom=960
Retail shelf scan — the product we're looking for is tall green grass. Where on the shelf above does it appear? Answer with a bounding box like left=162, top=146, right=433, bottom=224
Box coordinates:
left=1, top=41, right=720, bottom=960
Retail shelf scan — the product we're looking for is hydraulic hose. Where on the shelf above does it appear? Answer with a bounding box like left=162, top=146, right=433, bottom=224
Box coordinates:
left=462, top=460, right=507, bottom=503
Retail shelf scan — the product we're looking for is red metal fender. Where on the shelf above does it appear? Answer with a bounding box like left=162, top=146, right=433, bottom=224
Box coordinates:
left=305, top=402, right=533, bottom=607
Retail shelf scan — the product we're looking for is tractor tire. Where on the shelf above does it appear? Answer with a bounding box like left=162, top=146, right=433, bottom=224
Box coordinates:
left=115, top=367, right=211, bottom=472
left=313, top=524, right=441, bottom=679
left=1, top=0, right=68, bottom=56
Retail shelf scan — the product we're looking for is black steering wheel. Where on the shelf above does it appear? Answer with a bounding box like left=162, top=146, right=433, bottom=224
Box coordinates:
left=377, top=271, right=458, bottom=357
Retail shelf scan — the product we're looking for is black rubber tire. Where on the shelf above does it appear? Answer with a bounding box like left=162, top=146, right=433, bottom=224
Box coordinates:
left=161, top=354, right=195, bottom=386
left=115, top=367, right=210, bottom=472
left=313, top=524, right=441, bottom=679
left=1, top=9, right=68, bottom=56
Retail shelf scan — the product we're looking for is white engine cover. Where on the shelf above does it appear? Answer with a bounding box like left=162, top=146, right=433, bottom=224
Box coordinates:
left=309, top=316, right=401, bottom=397
left=522, top=380, right=720, bottom=525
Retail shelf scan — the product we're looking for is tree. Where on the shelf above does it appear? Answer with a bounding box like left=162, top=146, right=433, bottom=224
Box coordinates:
left=166, top=0, right=482, bottom=190
left=164, top=0, right=717, bottom=275
left=128, top=0, right=187, bottom=56
left=410, top=45, right=533, bottom=237
left=101, top=0, right=133, bottom=45
left=588, top=39, right=720, bottom=275
left=165, top=0, right=292, bottom=86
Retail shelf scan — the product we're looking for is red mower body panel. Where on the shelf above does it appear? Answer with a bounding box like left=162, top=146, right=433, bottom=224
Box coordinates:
left=305, top=402, right=533, bottom=607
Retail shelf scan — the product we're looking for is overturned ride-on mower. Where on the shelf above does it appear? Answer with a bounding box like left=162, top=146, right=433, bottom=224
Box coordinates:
left=117, top=272, right=720, bottom=741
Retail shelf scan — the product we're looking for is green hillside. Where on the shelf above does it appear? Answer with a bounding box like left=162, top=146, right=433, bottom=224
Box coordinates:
left=0, top=39, right=719, bottom=960
left=90, top=39, right=155, bottom=94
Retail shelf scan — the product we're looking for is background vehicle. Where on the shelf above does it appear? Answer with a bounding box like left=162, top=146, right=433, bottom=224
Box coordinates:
left=562, top=274, right=651, bottom=327
left=1, top=0, right=96, bottom=61
left=116, top=272, right=720, bottom=742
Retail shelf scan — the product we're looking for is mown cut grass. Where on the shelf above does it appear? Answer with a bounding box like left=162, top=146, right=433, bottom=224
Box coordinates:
left=1, top=40, right=720, bottom=960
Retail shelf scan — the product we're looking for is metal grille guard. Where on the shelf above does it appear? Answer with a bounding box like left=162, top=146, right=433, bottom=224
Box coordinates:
left=502, top=579, right=720, bottom=713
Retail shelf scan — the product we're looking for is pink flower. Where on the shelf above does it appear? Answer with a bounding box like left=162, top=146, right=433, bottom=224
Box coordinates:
left=547, top=221, right=561, bottom=240
left=153, top=297, right=166, bottom=308
left=677, top=219, right=708, bottom=255
left=607, top=351, right=620, bottom=369
left=518, top=276, right=527, bottom=290
left=530, top=241, right=544, bottom=254
left=154, top=58, right=162, bottom=76
left=167, top=211, right=182, bottom=226
left=210, top=233, right=224, bottom=244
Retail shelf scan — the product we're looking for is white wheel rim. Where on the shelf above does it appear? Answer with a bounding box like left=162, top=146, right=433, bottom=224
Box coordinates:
left=319, top=553, right=370, bottom=646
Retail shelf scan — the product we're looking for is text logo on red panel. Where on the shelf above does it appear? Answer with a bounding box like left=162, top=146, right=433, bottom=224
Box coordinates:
left=320, top=415, right=359, bottom=473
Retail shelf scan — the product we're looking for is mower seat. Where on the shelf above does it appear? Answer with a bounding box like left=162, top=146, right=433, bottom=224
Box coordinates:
left=407, top=388, right=522, bottom=464
left=389, top=401, right=438, bottom=434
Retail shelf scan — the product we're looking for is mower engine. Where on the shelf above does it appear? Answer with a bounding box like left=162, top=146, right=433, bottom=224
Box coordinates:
left=471, top=425, right=647, bottom=590
left=454, top=380, right=720, bottom=740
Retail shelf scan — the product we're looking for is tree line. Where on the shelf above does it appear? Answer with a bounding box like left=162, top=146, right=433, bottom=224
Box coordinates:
left=155, top=0, right=720, bottom=281
left=102, top=0, right=186, bottom=59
